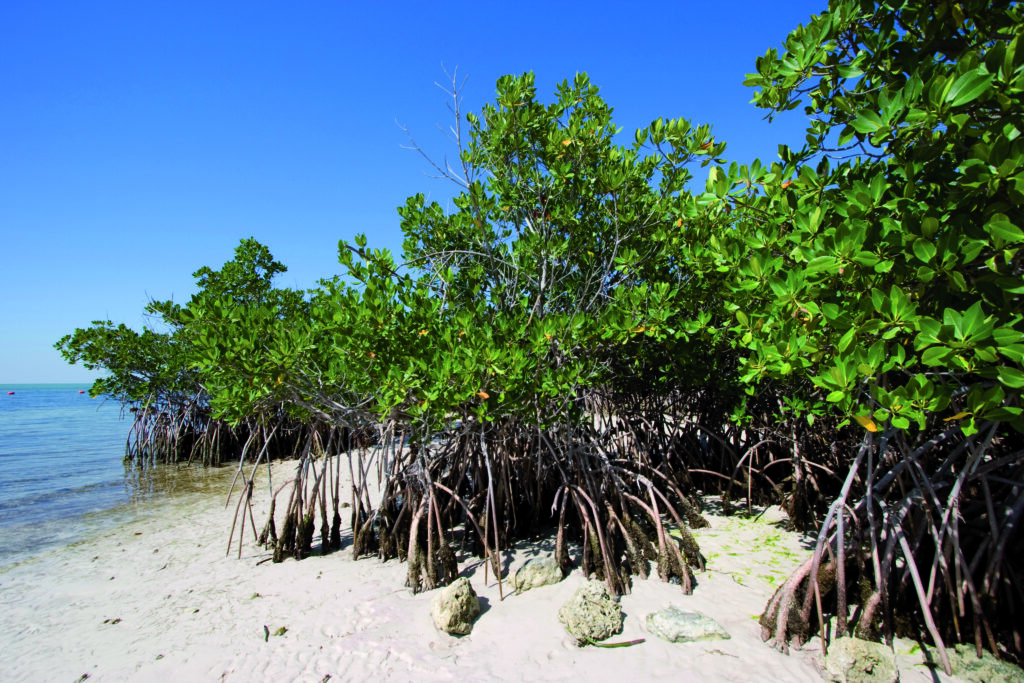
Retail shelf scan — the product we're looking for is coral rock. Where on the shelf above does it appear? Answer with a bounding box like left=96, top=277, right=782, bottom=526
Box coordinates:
left=430, top=577, right=480, bottom=635
left=557, top=580, right=622, bottom=645
left=948, top=644, right=1024, bottom=683
left=825, top=637, right=898, bottom=683
left=511, top=556, right=564, bottom=594
left=646, top=606, right=730, bottom=643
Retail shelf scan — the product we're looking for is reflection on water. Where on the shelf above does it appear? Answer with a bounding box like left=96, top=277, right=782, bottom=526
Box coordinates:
left=121, top=462, right=241, bottom=504
left=0, top=462, right=246, bottom=570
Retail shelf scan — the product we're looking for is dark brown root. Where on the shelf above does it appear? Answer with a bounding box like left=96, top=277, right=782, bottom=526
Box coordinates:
left=295, top=512, right=315, bottom=560
left=329, top=510, right=342, bottom=551
left=258, top=497, right=277, bottom=547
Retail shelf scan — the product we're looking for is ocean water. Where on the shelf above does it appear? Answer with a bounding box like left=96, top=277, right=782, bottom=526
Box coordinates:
left=0, top=384, right=236, bottom=568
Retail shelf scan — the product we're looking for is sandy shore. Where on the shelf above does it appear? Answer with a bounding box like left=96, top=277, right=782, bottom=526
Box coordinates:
left=1, top=460, right=957, bottom=682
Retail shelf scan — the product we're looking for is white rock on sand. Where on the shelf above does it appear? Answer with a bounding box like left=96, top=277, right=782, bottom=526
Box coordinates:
left=0, top=461, right=957, bottom=682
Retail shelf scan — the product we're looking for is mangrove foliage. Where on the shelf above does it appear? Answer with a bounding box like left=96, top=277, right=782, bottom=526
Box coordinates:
left=58, top=0, right=1024, bottom=670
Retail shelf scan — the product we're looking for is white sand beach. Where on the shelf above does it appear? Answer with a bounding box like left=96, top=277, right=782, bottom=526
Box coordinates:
left=0, top=461, right=960, bottom=682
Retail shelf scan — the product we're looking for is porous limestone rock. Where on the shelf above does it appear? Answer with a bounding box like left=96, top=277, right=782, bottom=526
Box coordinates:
left=948, top=644, right=1024, bottom=683
left=646, top=606, right=730, bottom=643
left=824, top=637, right=899, bottom=683
left=557, top=580, right=622, bottom=645
left=511, top=556, right=564, bottom=594
left=430, top=577, right=480, bottom=635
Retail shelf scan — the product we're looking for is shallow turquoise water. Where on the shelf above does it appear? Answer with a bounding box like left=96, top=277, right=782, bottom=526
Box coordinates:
left=0, top=384, right=234, bottom=567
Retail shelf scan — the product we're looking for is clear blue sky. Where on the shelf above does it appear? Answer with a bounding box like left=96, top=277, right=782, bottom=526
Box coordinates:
left=1, top=0, right=826, bottom=384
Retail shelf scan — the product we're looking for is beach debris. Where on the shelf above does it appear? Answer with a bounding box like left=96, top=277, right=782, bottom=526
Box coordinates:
left=947, top=644, right=1024, bottom=683
left=558, top=580, right=622, bottom=646
left=510, top=556, right=564, bottom=594
left=430, top=577, right=480, bottom=635
left=570, top=630, right=646, bottom=649
left=263, top=625, right=269, bottom=642
left=824, top=637, right=898, bottom=683
left=273, top=626, right=288, bottom=637
left=102, top=618, right=122, bottom=625
left=646, top=607, right=730, bottom=643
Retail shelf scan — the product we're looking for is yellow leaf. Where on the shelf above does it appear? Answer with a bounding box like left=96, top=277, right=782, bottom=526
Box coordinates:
left=632, top=326, right=646, bottom=334
left=477, top=391, right=490, bottom=400
left=418, top=330, right=428, bottom=336
left=853, top=415, right=878, bottom=432
left=561, top=139, right=573, bottom=146
left=675, top=218, right=683, bottom=228
left=545, top=333, right=552, bottom=341
left=944, top=411, right=971, bottom=422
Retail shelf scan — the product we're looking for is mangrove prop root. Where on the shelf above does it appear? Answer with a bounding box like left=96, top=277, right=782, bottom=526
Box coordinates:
left=253, top=416, right=711, bottom=603
left=760, top=424, right=1023, bottom=669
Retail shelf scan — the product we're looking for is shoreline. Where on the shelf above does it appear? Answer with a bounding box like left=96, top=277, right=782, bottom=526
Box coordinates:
left=0, top=461, right=242, bottom=571
left=0, top=460, right=955, bottom=682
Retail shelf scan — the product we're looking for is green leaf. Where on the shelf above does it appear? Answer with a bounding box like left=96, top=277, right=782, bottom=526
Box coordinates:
left=850, top=110, right=885, bottom=134
left=874, top=260, right=894, bottom=274
left=986, top=214, right=1024, bottom=242
left=804, top=256, right=838, bottom=274
left=852, top=251, right=880, bottom=267
left=922, top=346, right=952, bottom=365
left=1000, top=344, right=1024, bottom=363
left=984, top=406, right=1023, bottom=422
left=837, top=327, right=856, bottom=352
left=946, top=69, right=993, bottom=107
left=996, top=366, right=1024, bottom=388
left=912, top=239, right=936, bottom=263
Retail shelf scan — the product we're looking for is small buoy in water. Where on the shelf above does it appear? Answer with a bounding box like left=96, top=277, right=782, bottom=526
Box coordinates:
left=6, top=391, right=13, bottom=395
left=78, top=390, right=85, bottom=394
